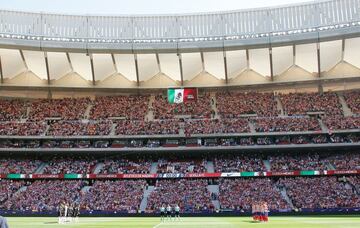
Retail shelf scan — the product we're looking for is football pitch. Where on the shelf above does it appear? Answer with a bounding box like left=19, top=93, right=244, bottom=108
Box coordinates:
left=6, top=216, right=360, bottom=228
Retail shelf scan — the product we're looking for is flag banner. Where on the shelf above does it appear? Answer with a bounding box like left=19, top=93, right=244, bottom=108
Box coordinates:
left=64, top=174, right=83, bottom=179
left=168, top=88, right=197, bottom=104
left=7, top=174, right=26, bottom=179
left=0, top=174, right=6, bottom=178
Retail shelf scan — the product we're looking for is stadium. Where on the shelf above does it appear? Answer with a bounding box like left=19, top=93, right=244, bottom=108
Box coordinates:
left=0, top=0, right=359, bottom=227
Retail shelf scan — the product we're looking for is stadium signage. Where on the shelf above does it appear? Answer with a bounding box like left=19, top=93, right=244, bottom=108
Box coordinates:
left=30, top=174, right=61, bottom=179
left=0, top=170, right=359, bottom=180
left=122, top=174, right=157, bottom=179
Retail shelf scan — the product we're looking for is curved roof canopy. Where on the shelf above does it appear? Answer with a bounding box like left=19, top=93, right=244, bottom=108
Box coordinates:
left=0, top=0, right=360, bottom=52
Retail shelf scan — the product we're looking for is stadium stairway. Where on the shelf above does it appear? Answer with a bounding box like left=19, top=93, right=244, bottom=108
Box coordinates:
left=275, top=95, right=285, bottom=116
left=81, top=186, right=92, bottom=194
left=346, top=177, right=360, bottom=194
left=337, top=93, right=353, bottom=117
left=140, top=186, right=155, bottom=212
left=263, top=160, right=271, bottom=171
left=43, top=124, right=50, bottom=136
left=14, top=186, right=27, bottom=195
left=109, top=123, right=117, bottom=136
left=248, top=121, right=256, bottom=133
left=318, top=119, right=329, bottom=133
left=34, top=162, right=47, bottom=174
left=209, top=92, right=220, bottom=119
left=207, top=185, right=220, bottom=210
left=150, top=162, right=158, bottom=174
left=145, top=95, right=155, bottom=121
left=278, top=186, right=295, bottom=209
left=93, top=163, right=104, bottom=174
left=206, top=161, right=215, bottom=173
left=84, top=104, right=93, bottom=119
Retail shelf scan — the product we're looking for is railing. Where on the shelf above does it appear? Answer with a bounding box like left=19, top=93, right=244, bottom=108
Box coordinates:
left=0, top=0, right=360, bottom=49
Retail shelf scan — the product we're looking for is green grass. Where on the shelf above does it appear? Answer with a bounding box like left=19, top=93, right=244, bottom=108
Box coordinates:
left=6, top=216, right=360, bottom=228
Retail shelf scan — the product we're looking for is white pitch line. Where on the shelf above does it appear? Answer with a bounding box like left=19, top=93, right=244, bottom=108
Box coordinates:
left=153, top=222, right=163, bottom=228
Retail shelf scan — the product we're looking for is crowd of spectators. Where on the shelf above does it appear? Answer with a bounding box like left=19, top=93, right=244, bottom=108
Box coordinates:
left=90, top=96, right=149, bottom=120
left=152, top=94, right=212, bottom=119
left=0, top=99, right=27, bottom=121
left=216, top=92, right=278, bottom=117
left=214, top=155, right=265, bottom=172
left=254, top=117, right=321, bottom=132
left=278, top=177, right=360, bottom=209
left=268, top=153, right=329, bottom=171
left=81, top=180, right=146, bottom=213
left=4, top=180, right=86, bottom=211
left=0, top=180, right=25, bottom=206
left=147, top=179, right=213, bottom=213
left=157, top=159, right=207, bottom=174
left=47, top=121, right=112, bottom=136
left=280, top=92, right=343, bottom=116
left=0, top=122, right=46, bottom=136
left=184, top=118, right=250, bottom=135
left=29, top=98, right=90, bottom=121
left=42, top=157, right=97, bottom=174
left=116, top=120, right=179, bottom=135
left=343, top=91, right=360, bottom=114
left=323, top=116, right=360, bottom=131
left=99, top=159, right=152, bottom=174
left=326, top=152, right=360, bottom=170
left=184, top=119, right=223, bottom=135
left=219, top=178, right=290, bottom=211
left=0, top=159, right=41, bottom=174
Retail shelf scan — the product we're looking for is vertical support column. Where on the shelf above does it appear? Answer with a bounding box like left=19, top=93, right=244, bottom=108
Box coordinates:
left=317, top=42, right=321, bottom=78
left=134, top=53, right=140, bottom=87
left=223, top=50, right=228, bottom=84
left=178, top=53, right=184, bottom=86
left=246, top=49, right=250, bottom=70
left=0, top=56, right=3, bottom=84
left=292, top=44, right=296, bottom=66
left=155, top=52, right=161, bottom=73
left=269, top=46, right=274, bottom=81
left=341, top=39, right=345, bottom=61
left=44, top=52, right=51, bottom=85
left=200, top=51, right=205, bottom=72
left=89, top=53, right=96, bottom=86
left=111, top=53, right=118, bottom=73
left=65, top=52, right=74, bottom=71
left=19, top=50, right=28, bottom=69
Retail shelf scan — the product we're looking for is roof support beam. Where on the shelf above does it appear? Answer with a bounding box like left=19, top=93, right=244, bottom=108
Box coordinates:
left=200, top=51, right=205, bottom=72
left=317, top=42, right=321, bottom=78
left=134, top=53, right=140, bottom=87
left=341, top=38, right=345, bottom=61
left=65, top=52, right=74, bottom=71
left=293, top=44, right=296, bottom=65
left=269, top=47, right=274, bottom=81
left=89, top=53, right=96, bottom=86
left=223, top=50, right=228, bottom=84
left=111, top=53, right=118, bottom=73
left=19, top=50, right=28, bottom=69
left=178, top=53, right=184, bottom=86
left=0, top=56, right=3, bottom=84
left=155, top=52, right=161, bottom=73
left=246, top=49, right=250, bottom=70
left=44, top=52, right=51, bottom=85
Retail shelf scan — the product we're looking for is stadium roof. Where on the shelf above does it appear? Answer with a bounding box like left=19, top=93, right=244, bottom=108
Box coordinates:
left=0, top=0, right=360, bottom=51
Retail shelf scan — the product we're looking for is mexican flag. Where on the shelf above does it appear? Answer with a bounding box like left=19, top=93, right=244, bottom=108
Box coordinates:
left=168, top=88, right=197, bottom=104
